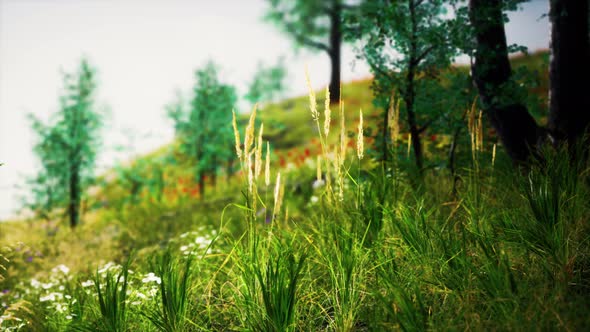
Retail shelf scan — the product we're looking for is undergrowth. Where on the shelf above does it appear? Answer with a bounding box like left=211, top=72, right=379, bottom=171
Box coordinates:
left=1, top=78, right=589, bottom=331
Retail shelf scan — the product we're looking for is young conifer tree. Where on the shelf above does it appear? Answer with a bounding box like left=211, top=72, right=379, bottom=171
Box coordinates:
left=167, top=62, right=237, bottom=198
left=28, top=59, right=103, bottom=228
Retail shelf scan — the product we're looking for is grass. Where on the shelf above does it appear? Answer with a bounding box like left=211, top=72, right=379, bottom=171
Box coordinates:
left=3, top=50, right=590, bottom=331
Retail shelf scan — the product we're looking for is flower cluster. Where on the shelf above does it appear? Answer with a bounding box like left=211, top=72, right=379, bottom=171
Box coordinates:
left=174, top=227, right=217, bottom=256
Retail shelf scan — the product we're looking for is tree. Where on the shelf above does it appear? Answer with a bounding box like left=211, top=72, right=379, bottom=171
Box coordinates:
left=468, top=0, right=589, bottom=164
left=245, top=57, right=288, bottom=106
left=265, top=0, right=350, bottom=102
left=468, top=0, right=541, bottom=163
left=347, top=0, right=461, bottom=171
left=28, top=59, right=103, bottom=228
left=547, top=0, right=590, bottom=150
left=167, top=62, right=237, bottom=199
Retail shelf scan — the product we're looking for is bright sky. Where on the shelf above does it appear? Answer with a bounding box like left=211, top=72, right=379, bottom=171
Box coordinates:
left=0, top=0, right=549, bottom=220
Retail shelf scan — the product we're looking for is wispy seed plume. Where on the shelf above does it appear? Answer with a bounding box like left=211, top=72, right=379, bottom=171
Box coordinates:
left=324, top=86, right=331, bottom=138
left=305, top=68, right=319, bottom=121
left=357, top=109, right=364, bottom=160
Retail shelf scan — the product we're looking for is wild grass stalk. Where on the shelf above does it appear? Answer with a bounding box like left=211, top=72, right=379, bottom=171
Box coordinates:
left=91, top=257, right=132, bottom=332
left=144, top=250, right=193, bottom=332
left=234, top=231, right=307, bottom=332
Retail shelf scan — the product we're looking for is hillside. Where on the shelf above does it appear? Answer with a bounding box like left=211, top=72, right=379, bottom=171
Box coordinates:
left=4, top=50, right=585, bottom=332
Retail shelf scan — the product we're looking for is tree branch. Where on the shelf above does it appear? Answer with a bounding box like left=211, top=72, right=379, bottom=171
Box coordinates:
left=412, top=45, right=436, bottom=67
left=284, top=21, right=332, bottom=53
left=368, top=63, right=395, bottom=84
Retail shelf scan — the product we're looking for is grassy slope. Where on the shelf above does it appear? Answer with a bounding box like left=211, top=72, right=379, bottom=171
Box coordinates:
left=5, top=50, right=585, bottom=331
left=0, top=50, right=550, bottom=278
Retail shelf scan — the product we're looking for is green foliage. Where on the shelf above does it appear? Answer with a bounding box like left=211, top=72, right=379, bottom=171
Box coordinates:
left=166, top=61, right=237, bottom=197
left=144, top=250, right=193, bottom=332
left=346, top=0, right=465, bottom=170
left=239, top=236, right=307, bottom=332
left=5, top=55, right=590, bottom=331
left=265, top=0, right=338, bottom=53
left=26, top=59, right=103, bottom=227
left=90, top=258, right=132, bottom=332
left=245, top=57, right=288, bottom=105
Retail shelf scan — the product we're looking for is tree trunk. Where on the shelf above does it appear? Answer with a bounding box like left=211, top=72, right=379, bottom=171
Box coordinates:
left=407, top=0, right=424, bottom=171
left=548, top=0, right=590, bottom=149
left=405, top=68, right=424, bottom=171
left=381, top=101, right=390, bottom=164
left=226, top=159, right=233, bottom=185
left=199, top=172, right=205, bottom=199
left=68, top=164, right=80, bottom=228
left=211, top=156, right=217, bottom=190
left=468, top=0, right=541, bottom=164
left=329, top=1, right=342, bottom=103
left=196, top=144, right=205, bottom=200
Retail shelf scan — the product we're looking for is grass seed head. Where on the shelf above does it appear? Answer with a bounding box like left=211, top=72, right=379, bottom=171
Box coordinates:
left=492, top=143, right=497, bottom=168
left=232, top=109, right=242, bottom=160
left=305, top=68, right=319, bottom=121
left=388, top=93, right=400, bottom=144
left=273, top=172, right=282, bottom=218
left=247, top=151, right=254, bottom=194
left=357, top=109, right=364, bottom=160
left=265, top=141, right=270, bottom=187
left=244, top=104, right=258, bottom=158
left=255, top=123, right=263, bottom=180
left=324, top=86, right=331, bottom=138
left=339, top=101, right=346, bottom=166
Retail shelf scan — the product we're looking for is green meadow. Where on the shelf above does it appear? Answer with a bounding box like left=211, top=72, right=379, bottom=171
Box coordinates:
left=2, top=51, right=590, bottom=331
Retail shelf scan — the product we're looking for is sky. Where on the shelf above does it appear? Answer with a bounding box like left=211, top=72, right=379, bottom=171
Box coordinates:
left=0, top=0, right=549, bottom=220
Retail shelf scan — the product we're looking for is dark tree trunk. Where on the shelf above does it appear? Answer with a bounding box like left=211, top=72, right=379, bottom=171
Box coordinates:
left=199, top=172, right=205, bottom=199
left=548, top=0, right=590, bottom=148
left=226, top=159, right=233, bottom=185
left=468, top=0, right=541, bottom=164
left=381, top=101, right=390, bottom=164
left=69, top=164, right=80, bottom=228
left=405, top=68, right=424, bottom=171
left=329, top=1, right=342, bottom=103
left=407, top=0, right=424, bottom=171
left=196, top=143, right=205, bottom=199
left=211, top=156, right=217, bottom=190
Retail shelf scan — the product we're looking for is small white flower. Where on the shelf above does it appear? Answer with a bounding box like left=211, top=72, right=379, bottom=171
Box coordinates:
left=148, top=286, right=158, bottom=297
left=310, top=196, right=319, bottom=204
left=81, top=280, right=94, bottom=287
left=142, top=272, right=161, bottom=284
left=98, top=262, right=117, bottom=274
left=180, top=245, right=189, bottom=252
left=30, top=279, right=41, bottom=288
left=65, top=315, right=73, bottom=320
left=195, top=236, right=210, bottom=248
left=312, top=179, right=325, bottom=189
left=40, top=292, right=63, bottom=302
left=52, top=264, right=70, bottom=275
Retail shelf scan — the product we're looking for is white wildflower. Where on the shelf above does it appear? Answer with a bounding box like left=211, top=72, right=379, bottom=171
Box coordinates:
left=40, top=292, right=63, bottom=302
left=312, top=179, right=325, bottom=189
left=81, top=280, right=94, bottom=287
left=52, top=264, right=70, bottom=275
left=142, top=272, right=161, bottom=285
